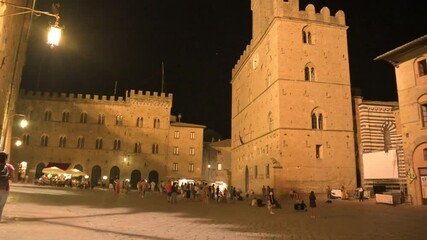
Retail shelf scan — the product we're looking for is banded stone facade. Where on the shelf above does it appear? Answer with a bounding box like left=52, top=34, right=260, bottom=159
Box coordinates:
left=353, top=97, right=406, bottom=192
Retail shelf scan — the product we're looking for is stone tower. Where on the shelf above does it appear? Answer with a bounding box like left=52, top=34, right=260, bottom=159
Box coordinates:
left=231, top=0, right=356, bottom=195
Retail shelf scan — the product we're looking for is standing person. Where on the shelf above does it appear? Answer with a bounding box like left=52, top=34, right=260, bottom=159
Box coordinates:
left=358, top=186, right=364, bottom=202
left=216, top=185, right=220, bottom=200
left=171, top=182, right=178, bottom=204
left=150, top=181, right=156, bottom=193
left=114, top=178, right=121, bottom=196
left=159, top=180, right=165, bottom=194
left=267, top=191, right=275, bottom=214
left=203, top=184, right=210, bottom=203
left=137, top=179, right=143, bottom=196
left=0, top=151, right=14, bottom=222
left=309, top=191, right=317, bottom=218
left=165, top=180, right=172, bottom=202
left=262, top=185, right=266, bottom=196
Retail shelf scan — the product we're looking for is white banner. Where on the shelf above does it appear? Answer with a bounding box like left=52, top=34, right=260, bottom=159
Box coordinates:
left=363, top=150, right=398, bottom=179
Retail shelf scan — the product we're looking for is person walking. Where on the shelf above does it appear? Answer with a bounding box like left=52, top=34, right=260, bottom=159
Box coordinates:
left=0, top=151, right=14, bottom=223
left=309, top=191, right=317, bottom=218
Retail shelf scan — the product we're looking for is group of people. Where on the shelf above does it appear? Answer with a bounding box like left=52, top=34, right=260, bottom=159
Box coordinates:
left=326, top=185, right=365, bottom=202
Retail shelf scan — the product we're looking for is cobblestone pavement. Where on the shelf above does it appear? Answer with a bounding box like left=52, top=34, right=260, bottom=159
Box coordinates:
left=1, top=184, right=426, bottom=240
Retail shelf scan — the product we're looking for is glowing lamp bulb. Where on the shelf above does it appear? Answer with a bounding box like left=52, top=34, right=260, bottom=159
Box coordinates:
left=47, top=25, right=62, bottom=47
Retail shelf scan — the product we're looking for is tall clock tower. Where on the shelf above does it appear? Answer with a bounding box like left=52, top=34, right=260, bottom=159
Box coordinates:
left=231, top=0, right=356, bottom=195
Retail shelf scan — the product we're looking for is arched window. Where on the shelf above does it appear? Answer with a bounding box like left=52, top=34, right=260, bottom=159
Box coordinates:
left=62, top=111, right=70, bottom=122
left=302, top=26, right=313, bottom=44
left=116, top=115, right=123, bottom=126
left=113, top=139, right=121, bottom=150
left=152, top=143, right=159, bottom=154
left=98, top=114, right=105, bottom=125
left=305, top=66, right=310, bottom=81
left=44, top=110, right=52, bottom=121
left=304, top=63, right=315, bottom=81
left=310, top=67, right=315, bottom=81
left=41, top=135, right=48, bottom=146
left=80, top=112, right=87, bottom=123
left=424, top=148, right=427, bottom=161
left=77, top=136, right=85, bottom=148
left=153, top=118, right=160, bottom=128
left=96, top=138, right=103, bottom=149
left=311, top=113, right=317, bottom=129
left=59, top=136, right=67, bottom=148
left=134, top=142, right=141, bottom=153
left=311, top=108, right=325, bottom=130
left=318, top=114, right=323, bottom=130
left=136, top=117, right=143, bottom=127
left=23, top=134, right=30, bottom=145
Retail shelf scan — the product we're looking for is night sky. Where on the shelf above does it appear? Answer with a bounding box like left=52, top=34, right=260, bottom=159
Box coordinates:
left=21, top=0, right=426, bottom=139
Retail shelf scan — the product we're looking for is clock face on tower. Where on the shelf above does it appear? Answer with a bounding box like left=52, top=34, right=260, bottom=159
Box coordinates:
left=252, top=53, right=259, bottom=69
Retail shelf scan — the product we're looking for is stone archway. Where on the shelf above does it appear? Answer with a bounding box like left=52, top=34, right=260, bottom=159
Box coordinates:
left=91, top=165, right=102, bottom=187
left=148, top=170, right=159, bottom=190
left=110, top=166, right=120, bottom=184
left=74, top=164, right=83, bottom=171
left=130, top=170, right=141, bottom=189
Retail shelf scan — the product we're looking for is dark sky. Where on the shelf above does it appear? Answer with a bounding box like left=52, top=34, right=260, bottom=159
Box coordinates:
left=21, top=0, right=426, bottom=139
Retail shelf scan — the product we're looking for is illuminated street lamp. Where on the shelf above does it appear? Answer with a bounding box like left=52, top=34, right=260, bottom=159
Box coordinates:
left=0, top=1, right=63, bottom=47
left=13, top=138, right=22, bottom=147
left=47, top=20, right=62, bottom=47
left=13, top=114, right=29, bottom=128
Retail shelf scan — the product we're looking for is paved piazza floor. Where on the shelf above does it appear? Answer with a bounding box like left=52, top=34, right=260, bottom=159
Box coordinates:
left=1, top=184, right=426, bottom=240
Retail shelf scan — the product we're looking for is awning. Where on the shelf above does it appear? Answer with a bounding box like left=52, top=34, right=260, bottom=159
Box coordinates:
left=46, top=162, right=70, bottom=171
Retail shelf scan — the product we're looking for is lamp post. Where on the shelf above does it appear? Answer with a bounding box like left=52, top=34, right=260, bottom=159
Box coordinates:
left=0, top=1, right=62, bottom=47
left=0, top=113, right=28, bottom=150
left=208, top=164, right=211, bottom=182
left=0, top=1, right=62, bottom=151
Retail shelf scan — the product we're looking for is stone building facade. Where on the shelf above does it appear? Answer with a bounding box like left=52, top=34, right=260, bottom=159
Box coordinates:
left=231, top=0, right=356, bottom=196
left=10, top=89, right=205, bottom=188
left=203, top=139, right=231, bottom=185
left=375, top=35, right=427, bottom=205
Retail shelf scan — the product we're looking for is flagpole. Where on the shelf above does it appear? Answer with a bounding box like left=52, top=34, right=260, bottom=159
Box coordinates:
left=161, top=61, right=164, bottom=93
left=113, top=80, right=117, bottom=97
